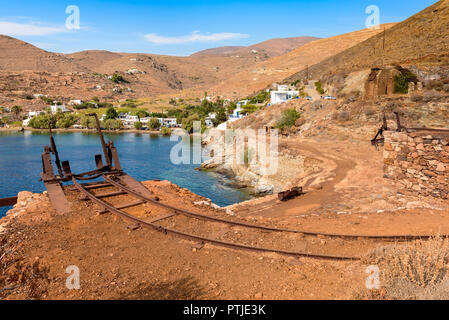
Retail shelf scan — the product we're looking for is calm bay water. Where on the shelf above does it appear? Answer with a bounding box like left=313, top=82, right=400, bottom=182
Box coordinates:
left=0, top=131, right=251, bottom=217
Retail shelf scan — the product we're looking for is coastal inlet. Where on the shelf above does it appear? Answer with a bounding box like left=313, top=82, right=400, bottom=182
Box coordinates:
left=0, top=130, right=252, bottom=217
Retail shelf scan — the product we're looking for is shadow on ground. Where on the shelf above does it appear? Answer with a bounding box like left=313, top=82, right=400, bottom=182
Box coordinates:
left=117, top=276, right=209, bottom=300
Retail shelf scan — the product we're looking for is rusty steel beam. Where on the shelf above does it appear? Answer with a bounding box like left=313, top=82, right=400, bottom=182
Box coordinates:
left=87, top=113, right=111, bottom=167
left=99, top=200, right=145, bottom=214
left=0, top=197, right=17, bottom=207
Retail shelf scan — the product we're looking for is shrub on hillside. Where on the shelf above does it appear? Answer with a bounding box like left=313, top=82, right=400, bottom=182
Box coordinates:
left=394, top=71, right=418, bottom=94
left=275, top=109, right=301, bottom=130
left=111, top=73, right=128, bottom=84
left=315, top=80, right=325, bottom=95
left=357, top=236, right=449, bottom=300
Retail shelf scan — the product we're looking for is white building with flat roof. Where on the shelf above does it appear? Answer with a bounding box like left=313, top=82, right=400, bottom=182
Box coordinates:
left=50, top=104, right=69, bottom=113
left=270, top=85, right=299, bottom=105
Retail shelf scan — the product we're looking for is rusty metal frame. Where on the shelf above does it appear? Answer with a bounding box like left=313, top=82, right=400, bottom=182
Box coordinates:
left=40, top=113, right=123, bottom=214
left=371, top=112, right=449, bottom=148
left=0, top=197, right=17, bottom=207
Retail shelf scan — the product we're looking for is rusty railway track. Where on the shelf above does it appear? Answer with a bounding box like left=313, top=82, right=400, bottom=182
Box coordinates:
left=72, top=174, right=361, bottom=261
left=69, top=173, right=445, bottom=262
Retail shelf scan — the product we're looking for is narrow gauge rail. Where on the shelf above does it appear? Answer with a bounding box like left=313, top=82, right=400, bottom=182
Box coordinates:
left=70, top=172, right=443, bottom=262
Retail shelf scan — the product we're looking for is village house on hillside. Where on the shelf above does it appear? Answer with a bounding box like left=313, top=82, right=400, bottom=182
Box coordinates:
left=270, top=84, right=299, bottom=105
left=50, top=104, right=69, bottom=113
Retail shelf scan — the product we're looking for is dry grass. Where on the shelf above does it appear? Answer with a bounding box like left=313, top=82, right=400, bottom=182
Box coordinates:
left=357, top=236, right=449, bottom=300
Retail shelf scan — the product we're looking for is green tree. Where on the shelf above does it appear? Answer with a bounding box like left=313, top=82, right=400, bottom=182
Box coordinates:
left=226, top=102, right=237, bottom=115
left=56, top=114, right=77, bottom=128
left=111, top=73, right=128, bottom=84
left=148, top=118, right=161, bottom=130
left=29, top=114, right=57, bottom=129
left=214, top=108, right=227, bottom=125
left=135, top=110, right=149, bottom=120
left=182, top=113, right=201, bottom=133
left=160, top=127, right=172, bottom=136
left=11, top=105, right=23, bottom=120
left=105, top=107, right=118, bottom=120
left=102, top=119, right=123, bottom=130
left=275, top=109, right=301, bottom=130
left=80, top=116, right=97, bottom=129
left=134, top=121, right=143, bottom=130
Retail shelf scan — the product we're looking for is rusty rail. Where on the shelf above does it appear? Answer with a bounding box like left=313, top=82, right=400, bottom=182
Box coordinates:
left=102, top=174, right=437, bottom=241
left=72, top=176, right=359, bottom=261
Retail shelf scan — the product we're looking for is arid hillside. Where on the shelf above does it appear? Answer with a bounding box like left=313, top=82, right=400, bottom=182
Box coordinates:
left=0, top=35, right=317, bottom=109
left=191, top=36, right=320, bottom=59
left=0, top=36, right=89, bottom=73
left=286, top=0, right=449, bottom=83
left=209, top=25, right=394, bottom=99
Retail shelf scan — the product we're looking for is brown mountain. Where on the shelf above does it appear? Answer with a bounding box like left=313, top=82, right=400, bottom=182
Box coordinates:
left=210, top=25, right=394, bottom=99
left=0, top=35, right=88, bottom=73
left=286, top=0, right=449, bottom=83
left=191, top=37, right=319, bottom=60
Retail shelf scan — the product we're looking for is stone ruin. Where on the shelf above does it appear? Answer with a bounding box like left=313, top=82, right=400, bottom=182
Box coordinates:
left=383, top=130, right=449, bottom=199
left=364, top=65, right=423, bottom=99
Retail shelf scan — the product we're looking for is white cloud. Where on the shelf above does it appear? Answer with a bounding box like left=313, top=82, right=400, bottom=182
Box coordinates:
left=0, top=21, right=67, bottom=36
left=144, top=31, right=249, bottom=44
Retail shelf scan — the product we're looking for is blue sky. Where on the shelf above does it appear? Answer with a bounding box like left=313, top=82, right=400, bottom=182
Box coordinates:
left=0, top=0, right=438, bottom=56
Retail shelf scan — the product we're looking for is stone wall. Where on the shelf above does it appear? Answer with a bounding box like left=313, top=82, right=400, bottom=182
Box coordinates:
left=383, top=130, right=449, bottom=199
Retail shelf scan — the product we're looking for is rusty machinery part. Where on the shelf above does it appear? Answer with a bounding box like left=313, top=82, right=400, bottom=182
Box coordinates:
left=101, top=174, right=439, bottom=241
left=278, top=187, right=303, bottom=201
left=41, top=113, right=123, bottom=214
left=72, top=176, right=359, bottom=261
left=0, top=197, right=17, bottom=208
left=372, top=112, right=449, bottom=147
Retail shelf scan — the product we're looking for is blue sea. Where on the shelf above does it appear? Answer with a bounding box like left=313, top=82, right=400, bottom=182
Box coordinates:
left=0, top=131, right=251, bottom=217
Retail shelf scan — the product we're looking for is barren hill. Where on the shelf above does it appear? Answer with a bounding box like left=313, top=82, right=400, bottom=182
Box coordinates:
left=209, top=25, right=394, bottom=99
left=0, top=35, right=89, bottom=73
left=190, top=46, right=244, bottom=57
left=286, top=0, right=449, bottom=83
left=191, top=37, right=319, bottom=59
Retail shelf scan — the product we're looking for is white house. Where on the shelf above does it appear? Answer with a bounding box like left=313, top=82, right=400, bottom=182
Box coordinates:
left=270, top=85, right=299, bottom=105
left=23, top=111, right=46, bottom=127
left=228, top=100, right=248, bottom=122
left=22, top=118, right=31, bottom=127
left=122, top=115, right=139, bottom=127
left=158, top=118, right=177, bottom=127
left=28, top=111, right=46, bottom=117
left=50, top=104, right=69, bottom=113
left=69, top=99, right=83, bottom=106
